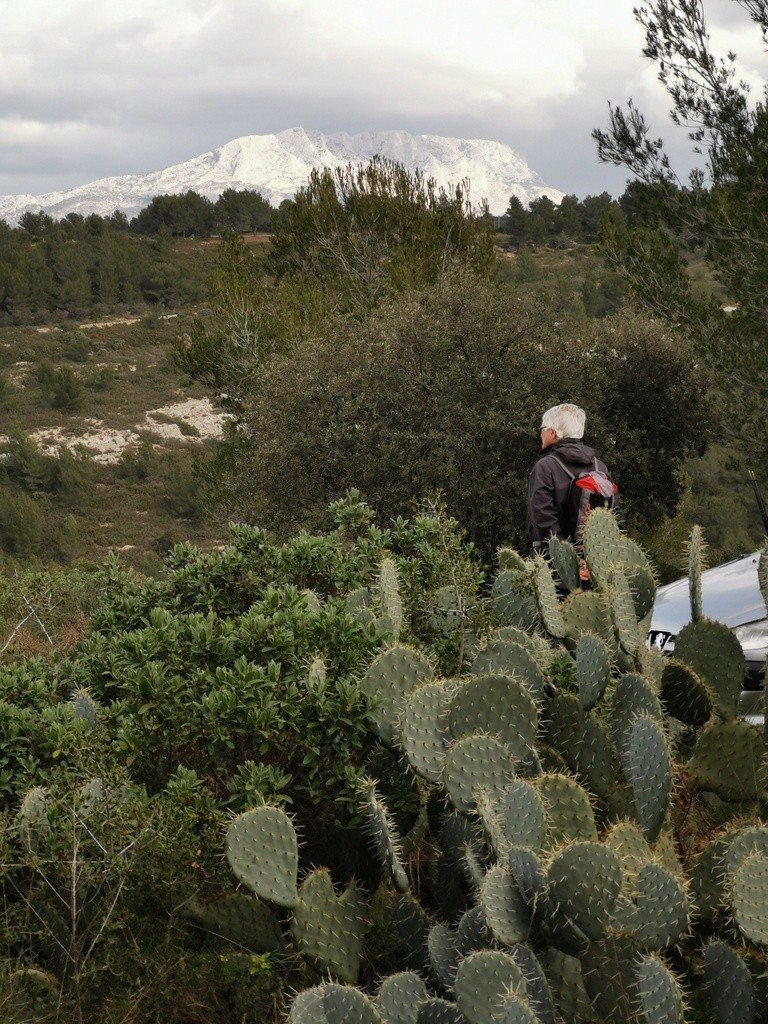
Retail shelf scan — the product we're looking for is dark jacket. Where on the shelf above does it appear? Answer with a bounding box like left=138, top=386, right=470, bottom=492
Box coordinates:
left=527, top=438, right=618, bottom=550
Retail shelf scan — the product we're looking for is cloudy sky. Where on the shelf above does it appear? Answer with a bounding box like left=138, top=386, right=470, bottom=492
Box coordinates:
left=2, top=0, right=765, bottom=200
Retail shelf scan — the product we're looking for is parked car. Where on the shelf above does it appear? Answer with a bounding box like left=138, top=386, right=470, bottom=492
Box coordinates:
left=648, top=550, right=767, bottom=724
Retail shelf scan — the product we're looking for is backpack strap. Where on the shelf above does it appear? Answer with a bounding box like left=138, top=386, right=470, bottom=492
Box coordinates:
left=546, top=453, right=576, bottom=480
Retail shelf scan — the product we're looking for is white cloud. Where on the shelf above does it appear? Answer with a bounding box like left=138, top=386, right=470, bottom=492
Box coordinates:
left=0, top=0, right=763, bottom=198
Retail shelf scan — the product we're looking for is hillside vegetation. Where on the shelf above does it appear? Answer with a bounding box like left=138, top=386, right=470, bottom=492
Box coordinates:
left=0, top=156, right=767, bottom=1022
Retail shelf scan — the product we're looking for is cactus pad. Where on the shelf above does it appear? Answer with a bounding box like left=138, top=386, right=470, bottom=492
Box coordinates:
left=632, top=863, right=689, bottom=950
left=622, top=714, right=671, bottom=843
left=659, top=660, right=713, bottom=727
left=545, top=693, right=614, bottom=800
left=479, top=864, right=530, bottom=946
left=346, top=587, right=376, bottom=628
left=687, top=720, right=767, bottom=801
left=548, top=535, right=580, bottom=593
left=470, top=642, right=545, bottom=701
left=442, top=733, right=517, bottom=813
left=5, top=969, right=60, bottom=1023
left=495, top=993, right=539, bottom=1024
left=687, top=525, right=707, bottom=624
left=71, top=687, right=99, bottom=730
left=731, top=852, right=768, bottom=946
left=498, top=548, right=529, bottom=572
left=582, top=507, right=625, bottom=582
left=724, top=826, right=768, bottom=878
left=427, top=924, right=460, bottom=989
left=501, top=779, right=546, bottom=853
left=673, top=619, right=745, bottom=721
left=491, top=570, right=539, bottom=630
left=509, top=944, right=556, bottom=1024
left=186, top=893, right=285, bottom=952
left=428, top=586, right=470, bottom=637
left=290, top=869, right=368, bottom=984
left=416, top=999, right=464, bottom=1024
left=400, top=680, right=452, bottom=783
left=690, top=831, right=734, bottom=927
left=322, top=985, right=383, bottom=1024
left=574, top=632, right=612, bottom=711
left=611, top=673, right=663, bottom=759
left=225, top=805, right=298, bottom=908
left=540, top=949, right=594, bottom=1024
left=454, top=950, right=527, bottom=1024
left=604, top=820, right=654, bottom=893
left=608, top=568, right=641, bottom=656
left=535, top=772, right=597, bottom=847
left=374, top=972, right=429, bottom=1024
left=449, top=673, right=538, bottom=763
left=456, top=904, right=495, bottom=956
left=359, top=645, right=433, bottom=746
left=18, top=786, right=49, bottom=855
left=635, top=955, right=685, bottom=1024
left=702, top=940, right=755, bottom=1024
left=378, top=557, right=404, bottom=640
left=508, top=846, right=546, bottom=906
left=391, top=893, right=431, bottom=975
left=544, top=841, right=622, bottom=948
left=533, top=556, right=567, bottom=639
left=361, top=779, right=410, bottom=894
left=561, top=589, right=615, bottom=649
left=626, top=564, right=657, bottom=622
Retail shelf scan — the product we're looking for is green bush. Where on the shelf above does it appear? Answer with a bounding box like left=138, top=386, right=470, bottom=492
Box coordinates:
left=51, top=367, right=84, bottom=412
left=204, top=275, right=713, bottom=559
left=9, top=495, right=768, bottom=1020
left=0, top=490, right=44, bottom=557
left=117, top=439, right=157, bottom=482
left=0, top=494, right=486, bottom=1020
left=60, top=330, right=91, bottom=362
left=50, top=447, right=94, bottom=505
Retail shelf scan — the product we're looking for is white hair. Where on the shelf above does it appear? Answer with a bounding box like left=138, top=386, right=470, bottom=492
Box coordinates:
left=541, top=403, right=586, bottom=440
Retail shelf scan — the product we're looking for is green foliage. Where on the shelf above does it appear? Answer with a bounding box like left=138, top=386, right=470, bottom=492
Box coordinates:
left=270, top=156, right=495, bottom=306
left=501, top=190, right=625, bottom=248
left=593, top=1, right=768, bottom=461
left=203, top=274, right=712, bottom=558
left=117, top=438, right=157, bottom=482
left=0, top=490, right=45, bottom=557
left=0, top=207, right=225, bottom=320
left=6, top=480, right=768, bottom=1022
left=177, top=159, right=495, bottom=408
left=0, top=768, right=222, bottom=1024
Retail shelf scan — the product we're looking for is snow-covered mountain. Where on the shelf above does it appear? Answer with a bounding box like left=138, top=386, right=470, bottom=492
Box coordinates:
left=0, top=128, right=564, bottom=225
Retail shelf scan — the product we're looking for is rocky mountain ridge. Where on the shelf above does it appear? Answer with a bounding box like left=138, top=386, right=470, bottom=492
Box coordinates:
left=0, top=128, right=563, bottom=224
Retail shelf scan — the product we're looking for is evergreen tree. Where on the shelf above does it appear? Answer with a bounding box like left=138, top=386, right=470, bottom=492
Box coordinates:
left=268, top=156, right=495, bottom=307
left=593, top=0, right=768, bottom=457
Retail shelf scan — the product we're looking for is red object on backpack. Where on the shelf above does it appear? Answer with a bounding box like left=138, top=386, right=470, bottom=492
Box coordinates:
left=547, top=455, right=619, bottom=583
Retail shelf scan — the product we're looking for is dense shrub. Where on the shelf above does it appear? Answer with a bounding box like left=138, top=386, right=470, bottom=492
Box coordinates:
left=0, top=491, right=44, bottom=557
left=0, top=495, right=485, bottom=1020
left=203, top=275, right=713, bottom=559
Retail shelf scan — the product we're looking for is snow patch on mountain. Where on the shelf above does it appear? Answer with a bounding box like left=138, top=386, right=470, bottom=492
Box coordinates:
left=0, top=128, right=564, bottom=224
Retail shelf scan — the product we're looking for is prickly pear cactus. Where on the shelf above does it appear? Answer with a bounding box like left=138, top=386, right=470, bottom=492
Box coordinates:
left=230, top=523, right=768, bottom=1024
left=377, top=557, right=404, bottom=640
left=359, top=645, right=433, bottom=746
left=687, top=524, right=708, bottom=623
left=225, top=805, right=298, bottom=907
left=18, top=787, right=50, bottom=856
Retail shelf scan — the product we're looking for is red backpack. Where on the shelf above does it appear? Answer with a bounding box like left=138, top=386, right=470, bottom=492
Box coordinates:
left=547, top=454, right=618, bottom=579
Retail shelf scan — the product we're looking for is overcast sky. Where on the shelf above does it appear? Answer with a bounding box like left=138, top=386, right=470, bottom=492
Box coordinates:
left=2, top=0, right=766, bottom=200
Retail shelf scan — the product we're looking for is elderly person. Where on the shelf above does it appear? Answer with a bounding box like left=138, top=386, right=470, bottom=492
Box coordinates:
left=527, top=402, right=619, bottom=561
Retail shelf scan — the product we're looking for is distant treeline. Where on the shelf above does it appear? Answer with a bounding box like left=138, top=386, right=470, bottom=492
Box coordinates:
left=0, top=189, right=276, bottom=322
left=0, top=183, right=642, bottom=321
left=497, top=187, right=638, bottom=248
